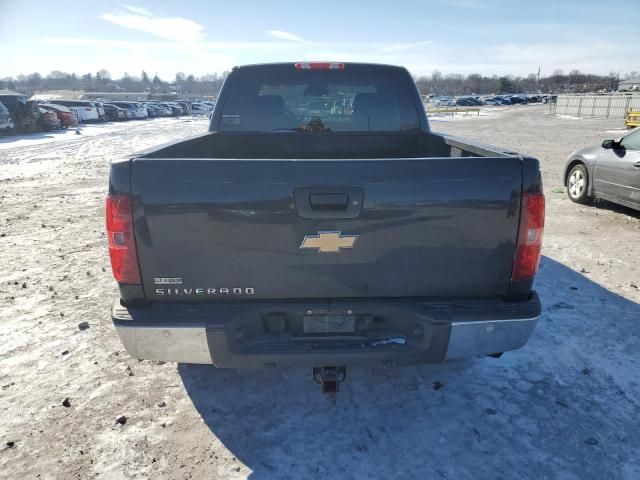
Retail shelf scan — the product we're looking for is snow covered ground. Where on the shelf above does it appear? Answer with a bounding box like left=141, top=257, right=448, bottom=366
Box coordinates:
left=0, top=123, right=125, bottom=151
left=0, top=117, right=203, bottom=181
left=0, top=106, right=639, bottom=479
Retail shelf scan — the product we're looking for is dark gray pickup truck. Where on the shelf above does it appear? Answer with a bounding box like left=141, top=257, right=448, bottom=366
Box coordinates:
left=107, top=62, right=544, bottom=391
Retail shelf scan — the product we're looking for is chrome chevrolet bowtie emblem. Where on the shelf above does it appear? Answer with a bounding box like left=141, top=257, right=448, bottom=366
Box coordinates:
left=299, top=231, right=359, bottom=253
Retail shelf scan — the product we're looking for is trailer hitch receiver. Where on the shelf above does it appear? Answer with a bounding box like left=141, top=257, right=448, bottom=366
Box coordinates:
left=312, top=366, right=346, bottom=394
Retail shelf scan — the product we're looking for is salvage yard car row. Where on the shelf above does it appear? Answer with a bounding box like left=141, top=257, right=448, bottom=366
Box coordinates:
left=430, top=94, right=554, bottom=107
left=0, top=90, right=215, bottom=136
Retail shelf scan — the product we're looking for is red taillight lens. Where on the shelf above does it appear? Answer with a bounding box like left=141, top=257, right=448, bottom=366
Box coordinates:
left=512, top=192, right=545, bottom=281
left=294, top=62, right=345, bottom=70
left=85, top=107, right=92, bottom=111
left=106, top=194, right=141, bottom=284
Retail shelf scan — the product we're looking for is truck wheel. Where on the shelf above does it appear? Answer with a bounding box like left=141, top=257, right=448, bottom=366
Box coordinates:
left=567, top=163, right=592, bottom=204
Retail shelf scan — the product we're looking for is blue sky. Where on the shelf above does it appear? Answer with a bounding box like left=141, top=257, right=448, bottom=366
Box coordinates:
left=0, top=0, right=638, bottom=79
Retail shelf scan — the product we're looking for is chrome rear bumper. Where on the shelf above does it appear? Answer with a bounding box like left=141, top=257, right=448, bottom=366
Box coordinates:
left=115, top=324, right=212, bottom=364
left=112, top=294, right=540, bottom=367
left=445, top=317, right=538, bottom=360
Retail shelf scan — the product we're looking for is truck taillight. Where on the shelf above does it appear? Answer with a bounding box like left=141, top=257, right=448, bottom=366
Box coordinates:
left=106, top=194, right=141, bottom=284
left=512, top=192, right=545, bottom=281
left=294, top=62, right=345, bottom=70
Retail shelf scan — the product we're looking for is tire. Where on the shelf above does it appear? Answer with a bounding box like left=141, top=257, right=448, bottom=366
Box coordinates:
left=567, top=163, right=592, bottom=204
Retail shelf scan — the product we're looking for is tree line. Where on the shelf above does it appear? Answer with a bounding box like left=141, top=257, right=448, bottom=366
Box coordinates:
left=1, top=69, right=637, bottom=97
left=0, top=70, right=229, bottom=97
left=415, top=70, right=636, bottom=96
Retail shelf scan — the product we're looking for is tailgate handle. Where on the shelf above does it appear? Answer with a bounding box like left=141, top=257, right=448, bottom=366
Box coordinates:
left=294, top=187, right=364, bottom=219
left=309, top=193, right=348, bottom=210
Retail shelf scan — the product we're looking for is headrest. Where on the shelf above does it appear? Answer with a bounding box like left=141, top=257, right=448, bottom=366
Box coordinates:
left=254, top=95, right=285, bottom=115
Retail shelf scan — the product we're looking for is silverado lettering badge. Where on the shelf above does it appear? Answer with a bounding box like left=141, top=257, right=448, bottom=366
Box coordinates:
left=299, top=231, right=359, bottom=253
left=155, top=287, right=255, bottom=296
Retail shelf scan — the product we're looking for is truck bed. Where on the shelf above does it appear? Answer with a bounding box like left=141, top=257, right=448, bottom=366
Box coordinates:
left=140, top=130, right=516, bottom=160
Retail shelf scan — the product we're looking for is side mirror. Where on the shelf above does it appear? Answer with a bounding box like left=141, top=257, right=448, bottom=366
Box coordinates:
left=602, top=139, right=616, bottom=149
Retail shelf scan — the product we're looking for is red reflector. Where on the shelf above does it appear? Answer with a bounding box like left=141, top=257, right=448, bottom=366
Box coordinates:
left=106, top=194, right=141, bottom=284
left=512, top=192, right=545, bottom=281
left=294, top=62, right=345, bottom=70
left=85, top=107, right=92, bottom=111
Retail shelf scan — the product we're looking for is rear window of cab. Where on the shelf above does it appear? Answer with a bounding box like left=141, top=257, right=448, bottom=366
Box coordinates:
left=219, top=65, right=421, bottom=133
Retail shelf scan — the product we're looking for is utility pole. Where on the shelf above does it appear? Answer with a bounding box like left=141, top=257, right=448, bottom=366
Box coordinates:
left=536, top=66, right=541, bottom=93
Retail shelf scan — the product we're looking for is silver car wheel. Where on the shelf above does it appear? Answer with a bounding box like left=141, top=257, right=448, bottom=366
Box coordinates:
left=568, top=169, right=586, bottom=198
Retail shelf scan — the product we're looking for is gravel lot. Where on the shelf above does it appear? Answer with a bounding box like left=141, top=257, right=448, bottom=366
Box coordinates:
left=1, top=106, right=639, bottom=479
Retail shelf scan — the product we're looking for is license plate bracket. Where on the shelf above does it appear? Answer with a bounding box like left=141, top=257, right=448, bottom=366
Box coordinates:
left=303, top=315, right=356, bottom=334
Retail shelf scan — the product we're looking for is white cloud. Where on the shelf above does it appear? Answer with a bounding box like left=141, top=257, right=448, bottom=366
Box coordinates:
left=29, top=38, right=235, bottom=79
left=38, top=37, right=301, bottom=52
left=99, top=7, right=206, bottom=43
left=376, top=41, right=432, bottom=54
left=266, top=30, right=304, bottom=42
left=119, top=4, right=152, bottom=17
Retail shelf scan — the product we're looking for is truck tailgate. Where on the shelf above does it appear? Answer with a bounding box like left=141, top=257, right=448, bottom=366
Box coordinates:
left=130, top=157, right=522, bottom=300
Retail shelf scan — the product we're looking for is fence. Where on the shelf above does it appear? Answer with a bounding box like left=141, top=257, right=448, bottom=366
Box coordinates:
left=425, top=106, right=480, bottom=117
left=550, top=94, right=640, bottom=119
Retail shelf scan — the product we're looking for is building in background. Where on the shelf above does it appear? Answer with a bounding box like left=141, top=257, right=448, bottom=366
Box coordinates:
left=618, top=77, right=640, bottom=92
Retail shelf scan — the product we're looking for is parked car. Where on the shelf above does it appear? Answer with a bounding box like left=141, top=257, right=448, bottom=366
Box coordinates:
left=190, top=102, right=211, bottom=114
left=39, top=104, right=78, bottom=129
left=456, top=97, right=481, bottom=106
left=176, top=101, right=192, bottom=115
left=150, top=102, right=173, bottom=116
left=435, top=96, right=455, bottom=106
left=493, top=96, right=511, bottom=105
left=109, top=102, right=148, bottom=119
left=94, top=102, right=107, bottom=122
left=563, top=128, right=640, bottom=211
left=107, top=62, right=544, bottom=393
left=48, top=100, right=100, bottom=123
left=38, top=107, right=61, bottom=131
left=0, top=101, right=15, bottom=133
left=0, top=91, right=39, bottom=132
left=154, top=103, right=174, bottom=116
left=483, top=98, right=501, bottom=106
left=144, top=104, right=162, bottom=118
left=135, top=102, right=150, bottom=118
left=103, top=104, right=128, bottom=121
left=163, top=102, right=184, bottom=116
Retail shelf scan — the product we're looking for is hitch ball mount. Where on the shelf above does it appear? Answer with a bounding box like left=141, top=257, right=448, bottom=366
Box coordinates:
left=312, top=366, right=347, bottom=394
